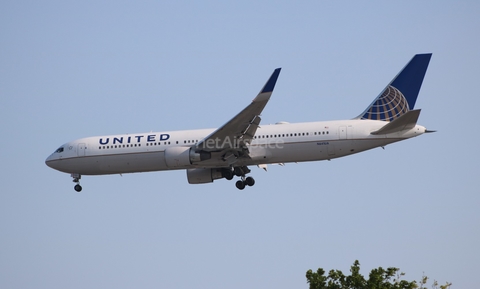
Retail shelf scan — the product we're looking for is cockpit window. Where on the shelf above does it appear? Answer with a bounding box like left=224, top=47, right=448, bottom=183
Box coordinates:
left=55, top=147, right=64, bottom=153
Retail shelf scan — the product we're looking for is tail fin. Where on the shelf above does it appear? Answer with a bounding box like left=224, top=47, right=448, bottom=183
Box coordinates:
left=357, top=53, right=432, bottom=121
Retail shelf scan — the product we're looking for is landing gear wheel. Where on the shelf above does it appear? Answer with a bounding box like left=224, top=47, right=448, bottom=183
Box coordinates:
left=223, top=169, right=234, bottom=180
left=71, top=173, right=82, bottom=192
left=245, top=176, right=255, bottom=187
left=74, top=184, right=82, bottom=192
left=235, top=180, right=245, bottom=190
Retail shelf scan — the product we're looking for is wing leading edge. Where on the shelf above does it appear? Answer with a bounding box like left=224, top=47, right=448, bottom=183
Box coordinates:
left=195, top=68, right=281, bottom=153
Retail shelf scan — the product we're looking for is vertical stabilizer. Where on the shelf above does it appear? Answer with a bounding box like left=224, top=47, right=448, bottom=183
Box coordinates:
left=358, top=53, right=432, bottom=121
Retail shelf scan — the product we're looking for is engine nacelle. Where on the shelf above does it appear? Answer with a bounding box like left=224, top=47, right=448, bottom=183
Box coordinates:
left=187, top=168, right=223, bottom=184
left=189, top=149, right=211, bottom=163
left=164, top=147, right=211, bottom=168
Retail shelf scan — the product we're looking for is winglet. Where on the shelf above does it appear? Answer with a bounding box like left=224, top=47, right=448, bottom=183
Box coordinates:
left=253, top=68, right=281, bottom=103
left=260, top=67, right=281, bottom=92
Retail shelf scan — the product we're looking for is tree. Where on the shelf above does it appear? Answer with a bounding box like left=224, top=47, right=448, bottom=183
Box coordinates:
left=306, top=260, right=451, bottom=289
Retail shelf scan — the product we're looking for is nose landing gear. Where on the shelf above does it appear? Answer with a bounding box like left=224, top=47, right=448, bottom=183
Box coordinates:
left=71, top=173, right=82, bottom=192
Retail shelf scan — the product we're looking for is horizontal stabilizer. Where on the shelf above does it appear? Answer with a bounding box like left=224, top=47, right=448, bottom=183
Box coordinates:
left=371, top=109, right=421, bottom=135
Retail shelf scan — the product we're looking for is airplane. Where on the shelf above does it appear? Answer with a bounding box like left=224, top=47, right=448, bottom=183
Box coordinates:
left=46, top=53, right=433, bottom=191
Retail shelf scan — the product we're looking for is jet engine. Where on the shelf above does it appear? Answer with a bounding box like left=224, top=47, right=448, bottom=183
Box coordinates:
left=187, top=168, right=224, bottom=184
left=164, top=147, right=211, bottom=168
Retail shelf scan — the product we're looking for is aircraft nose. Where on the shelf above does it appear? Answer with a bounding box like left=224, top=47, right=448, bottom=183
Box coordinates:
left=45, top=150, right=63, bottom=170
left=45, top=154, right=55, bottom=168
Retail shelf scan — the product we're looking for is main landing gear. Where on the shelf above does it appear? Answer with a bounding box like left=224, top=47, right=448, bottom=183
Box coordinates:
left=235, top=176, right=255, bottom=190
left=222, top=166, right=256, bottom=190
left=71, top=173, right=82, bottom=192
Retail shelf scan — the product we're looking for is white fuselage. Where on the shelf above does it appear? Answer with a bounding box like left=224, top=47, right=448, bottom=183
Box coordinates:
left=45, top=119, right=426, bottom=176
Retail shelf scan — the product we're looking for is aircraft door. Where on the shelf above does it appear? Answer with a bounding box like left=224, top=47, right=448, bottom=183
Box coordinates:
left=339, top=126, right=347, bottom=139
left=78, top=143, right=86, bottom=156
left=347, top=126, right=353, bottom=139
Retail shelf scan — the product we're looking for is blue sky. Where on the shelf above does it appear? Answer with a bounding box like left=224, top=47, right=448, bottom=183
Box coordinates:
left=1, top=1, right=479, bottom=288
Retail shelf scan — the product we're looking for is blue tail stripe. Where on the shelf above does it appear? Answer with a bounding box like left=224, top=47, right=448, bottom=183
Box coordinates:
left=391, top=53, right=432, bottom=109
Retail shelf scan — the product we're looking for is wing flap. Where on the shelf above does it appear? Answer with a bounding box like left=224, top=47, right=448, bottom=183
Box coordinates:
left=241, top=115, right=261, bottom=143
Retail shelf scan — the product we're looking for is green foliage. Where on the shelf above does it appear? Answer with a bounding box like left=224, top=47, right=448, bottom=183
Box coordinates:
left=306, top=260, right=451, bottom=289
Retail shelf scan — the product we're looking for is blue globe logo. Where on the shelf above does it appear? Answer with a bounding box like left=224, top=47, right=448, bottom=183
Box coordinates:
left=362, top=85, right=409, bottom=121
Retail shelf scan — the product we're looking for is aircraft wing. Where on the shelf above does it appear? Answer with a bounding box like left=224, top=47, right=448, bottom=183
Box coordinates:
left=196, top=68, right=281, bottom=153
